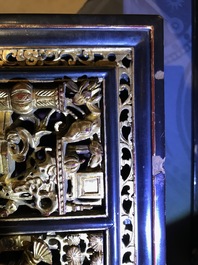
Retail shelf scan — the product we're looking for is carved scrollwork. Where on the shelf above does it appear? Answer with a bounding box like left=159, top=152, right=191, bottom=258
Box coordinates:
left=0, top=48, right=131, bottom=67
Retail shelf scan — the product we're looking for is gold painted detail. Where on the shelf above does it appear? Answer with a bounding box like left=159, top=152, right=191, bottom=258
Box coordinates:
left=0, top=232, right=104, bottom=265
left=0, top=47, right=135, bottom=263
left=0, top=78, right=104, bottom=217
left=0, top=236, right=52, bottom=265
left=0, top=48, right=131, bottom=67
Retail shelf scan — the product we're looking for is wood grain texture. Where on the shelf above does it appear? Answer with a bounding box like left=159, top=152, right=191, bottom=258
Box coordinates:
left=0, top=0, right=87, bottom=13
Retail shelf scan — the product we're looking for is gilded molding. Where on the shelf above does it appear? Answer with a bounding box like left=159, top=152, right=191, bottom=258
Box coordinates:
left=0, top=48, right=131, bottom=67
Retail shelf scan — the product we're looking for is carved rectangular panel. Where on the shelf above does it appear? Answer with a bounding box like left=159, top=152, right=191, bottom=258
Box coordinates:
left=0, top=15, right=164, bottom=265
left=0, top=76, right=106, bottom=217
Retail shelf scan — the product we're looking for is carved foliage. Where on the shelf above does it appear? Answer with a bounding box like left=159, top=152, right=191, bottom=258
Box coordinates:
left=119, top=53, right=135, bottom=263
left=0, top=232, right=104, bottom=265
left=0, top=78, right=104, bottom=217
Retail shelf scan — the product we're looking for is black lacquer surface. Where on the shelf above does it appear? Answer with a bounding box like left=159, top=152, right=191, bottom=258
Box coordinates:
left=0, top=15, right=164, bottom=265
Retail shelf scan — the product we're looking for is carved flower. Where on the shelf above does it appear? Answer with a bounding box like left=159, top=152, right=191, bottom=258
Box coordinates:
left=66, top=246, right=82, bottom=265
left=67, top=235, right=81, bottom=246
left=90, top=252, right=103, bottom=265
left=89, top=235, right=103, bottom=252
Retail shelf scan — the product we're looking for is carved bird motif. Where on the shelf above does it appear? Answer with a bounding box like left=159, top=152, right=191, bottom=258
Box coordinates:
left=88, top=140, right=103, bottom=168
left=63, top=114, right=100, bottom=143
left=66, top=79, right=102, bottom=114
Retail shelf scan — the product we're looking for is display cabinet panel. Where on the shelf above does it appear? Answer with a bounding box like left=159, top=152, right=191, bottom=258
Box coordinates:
left=0, top=15, right=164, bottom=265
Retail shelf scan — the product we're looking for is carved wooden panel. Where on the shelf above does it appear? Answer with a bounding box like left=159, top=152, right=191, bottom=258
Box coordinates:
left=0, top=15, right=164, bottom=265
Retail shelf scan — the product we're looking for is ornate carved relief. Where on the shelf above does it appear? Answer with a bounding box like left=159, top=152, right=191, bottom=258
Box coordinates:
left=0, top=47, right=135, bottom=264
left=0, top=231, right=104, bottom=265
left=0, top=48, right=131, bottom=67
left=0, top=77, right=104, bottom=217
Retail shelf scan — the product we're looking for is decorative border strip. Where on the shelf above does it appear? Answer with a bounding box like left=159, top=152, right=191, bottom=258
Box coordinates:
left=118, top=51, right=135, bottom=264
left=0, top=47, right=131, bottom=67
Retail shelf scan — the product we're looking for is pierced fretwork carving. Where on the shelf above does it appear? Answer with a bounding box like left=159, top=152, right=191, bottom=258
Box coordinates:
left=0, top=48, right=130, bottom=67
left=0, top=77, right=104, bottom=217
left=0, top=47, right=135, bottom=264
left=0, top=231, right=104, bottom=265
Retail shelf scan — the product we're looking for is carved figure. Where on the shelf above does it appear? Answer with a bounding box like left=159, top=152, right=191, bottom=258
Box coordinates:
left=63, top=113, right=100, bottom=143
left=66, top=79, right=101, bottom=113
left=0, top=79, right=104, bottom=217
left=88, top=140, right=103, bottom=168
left=62, top=79, right=102, bottom=143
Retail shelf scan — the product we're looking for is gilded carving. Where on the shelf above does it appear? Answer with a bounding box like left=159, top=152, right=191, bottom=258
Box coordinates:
left=0, top=232, right=104, bottom=265
left=0, top=78, right=104, bottom=217
left=0, top=236, right=52, bottom=265
left=0, top=47, right=135, bottom=264
left=0, top=48, right=131, bottom=67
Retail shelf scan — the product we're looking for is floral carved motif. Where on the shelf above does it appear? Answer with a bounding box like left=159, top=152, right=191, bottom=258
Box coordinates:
left=0, top=232, right=104, bottom=265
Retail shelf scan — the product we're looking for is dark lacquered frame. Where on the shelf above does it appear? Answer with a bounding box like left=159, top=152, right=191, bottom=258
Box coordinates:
left=0, top=15, right=165, bottom=265
left=193, top=0, right=198, bottom=262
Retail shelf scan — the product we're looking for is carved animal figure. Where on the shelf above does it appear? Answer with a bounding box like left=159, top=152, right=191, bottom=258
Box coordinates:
left=63, top=113, right=100, bottom=143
